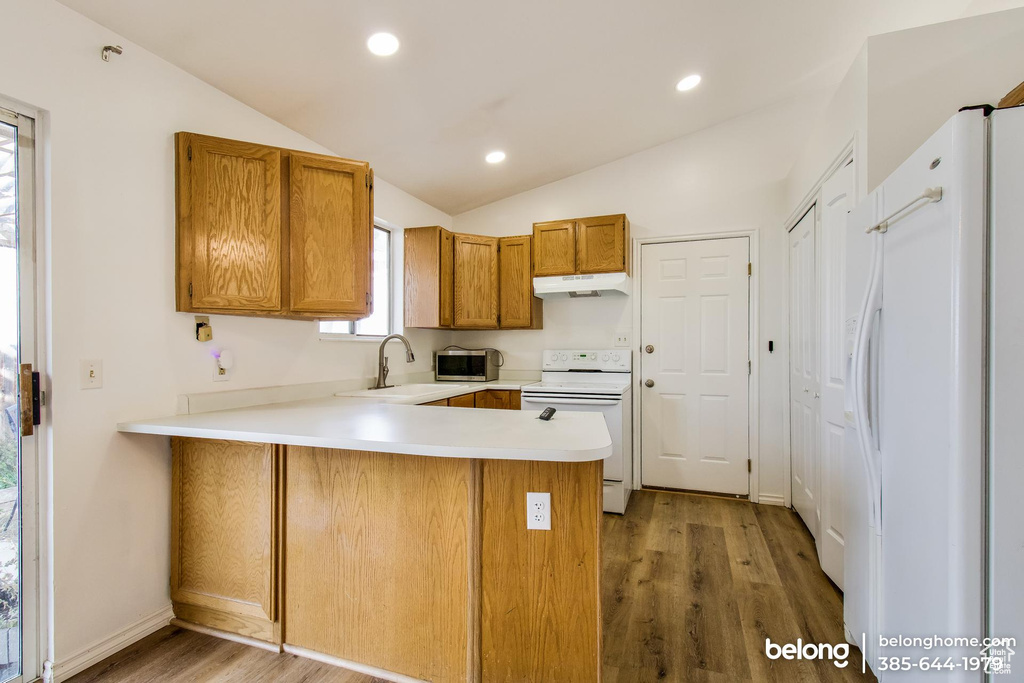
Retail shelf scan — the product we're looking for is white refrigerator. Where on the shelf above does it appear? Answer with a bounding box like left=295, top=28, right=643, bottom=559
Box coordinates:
left=845, top=105, right=1024, bottom=680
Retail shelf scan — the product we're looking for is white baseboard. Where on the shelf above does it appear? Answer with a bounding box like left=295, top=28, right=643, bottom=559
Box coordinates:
left=54, top=604, right=173, bottom=682
left=756, top=493, right=786, bottom=506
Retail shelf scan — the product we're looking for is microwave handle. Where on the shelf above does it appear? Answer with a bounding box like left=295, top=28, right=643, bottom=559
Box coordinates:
left=521, top=397, right=619, bottom=406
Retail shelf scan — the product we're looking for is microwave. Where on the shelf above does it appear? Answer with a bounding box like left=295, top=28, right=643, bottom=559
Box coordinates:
left=435, top=348, right=500, bottom=382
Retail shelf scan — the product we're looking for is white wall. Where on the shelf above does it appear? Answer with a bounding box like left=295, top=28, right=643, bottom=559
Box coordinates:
left=451, top=95, right=824, bottom=503
left=865, top=7, right=1024, bottom=189
left=0, top=0, right=451, bottom=665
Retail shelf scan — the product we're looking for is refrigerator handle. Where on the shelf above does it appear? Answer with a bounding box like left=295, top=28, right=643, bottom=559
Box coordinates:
left=853, top=230, right=884, bottom=528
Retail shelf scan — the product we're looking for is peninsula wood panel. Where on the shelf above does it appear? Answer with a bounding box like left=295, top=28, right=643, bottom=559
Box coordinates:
left=403, top=226, right=454, bottom=328
left=577, top=214, right=629, bottom=274
left=289, top=153, right=371, bottom=316
left=498, top=236, right=542, bottom=329
left=170, top=438, right=279, bottom=643
left=448, top=393, right=477, bottom=408
left=284, top=448, right=476, bottom=683
left=453, top=234, right=499, bottom=329
left=481, top=459, right=603, bottom=683
left=176, top=133, right=283, bottom=312
left=532, top=220, right=577, bottom=276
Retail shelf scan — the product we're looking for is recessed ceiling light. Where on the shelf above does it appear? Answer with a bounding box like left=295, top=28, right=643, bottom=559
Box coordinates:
left=675, top=74, right=702, bottom=92
left=485, top=151, right=506, bottom=164
left=367, top=32, right=400, bottom=56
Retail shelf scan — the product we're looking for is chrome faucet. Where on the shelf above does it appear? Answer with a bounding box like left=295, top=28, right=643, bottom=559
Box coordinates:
left=372, top=334, right=416, bottom=389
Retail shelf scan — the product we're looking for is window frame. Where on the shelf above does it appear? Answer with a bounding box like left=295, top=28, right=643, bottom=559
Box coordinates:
left=318, top=221, right=397, bottom=341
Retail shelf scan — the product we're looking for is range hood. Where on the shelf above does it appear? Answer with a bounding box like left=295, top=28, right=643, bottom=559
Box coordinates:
left=532, top=272, right=631, bottom=299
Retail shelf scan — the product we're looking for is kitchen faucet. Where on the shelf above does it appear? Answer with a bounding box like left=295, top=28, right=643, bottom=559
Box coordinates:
left=372, top=334, right=416, bottom=389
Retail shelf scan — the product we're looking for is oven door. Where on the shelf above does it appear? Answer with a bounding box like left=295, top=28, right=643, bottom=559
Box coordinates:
left=520, top=394, right=624, bottom=482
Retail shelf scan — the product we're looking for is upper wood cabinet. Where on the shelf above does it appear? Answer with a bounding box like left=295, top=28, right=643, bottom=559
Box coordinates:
left=499, top=236, right=543, bottom=329
left=532, top=213, right=630, bottom=276
left=532, top=220, right=577, bottom=276
left=453, top=234, right=499, bottom=329
left=405, top=229, right=542, bottom=331
left=289, top=153, right=372, bottom=316
left=178, top=134, right=283, bottom=312
left=403, top=226, right=454, bottom=328
left=576, top=214, right=628, bottom=274
left=176, top=132, right=373, bottom=320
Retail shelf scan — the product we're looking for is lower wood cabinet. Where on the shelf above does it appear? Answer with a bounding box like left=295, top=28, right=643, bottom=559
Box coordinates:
left=447, top=393, right=476, bottom=408
left=474, top=389, right=512, bottom=410
left=168, top=439, right=603, bottom=682
left=170, top=438, right=281, bottom=644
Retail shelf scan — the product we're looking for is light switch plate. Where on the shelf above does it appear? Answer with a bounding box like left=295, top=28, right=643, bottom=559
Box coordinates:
left=80, top=359, right=103, bottom=389
left=526, top=492, right=551, bottom=531
left=614, top=332, right=630, bottom=348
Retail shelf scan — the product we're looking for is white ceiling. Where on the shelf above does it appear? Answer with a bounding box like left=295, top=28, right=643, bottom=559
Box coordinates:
left=59, top=0, right=999, bottom=214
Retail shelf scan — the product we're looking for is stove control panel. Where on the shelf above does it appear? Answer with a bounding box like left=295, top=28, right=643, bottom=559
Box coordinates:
left=542, top=349, right=631, bottom=372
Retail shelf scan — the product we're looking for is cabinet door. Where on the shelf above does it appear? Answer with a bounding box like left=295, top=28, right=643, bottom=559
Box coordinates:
left=171, top=438, right=279, bottom=643
left=532, top=220, right=577, bottom=276
left=475, top=390, right=511, bottom=410
left=178, top=133, right=283, bottom=312
left=289, top=153, right=372, bottom=316
left=576, top=214, right=628, bottom=274
left=448, top=393, right=476, bottom=408
left=453, top=234, right=499, bottom=328
left=499, top=236, right=540, bottom=329
left=403, top=226, right=452, bottom=329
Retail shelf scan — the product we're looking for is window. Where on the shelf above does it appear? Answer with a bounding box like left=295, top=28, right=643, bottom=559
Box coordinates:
left=319, top=225, right=392, bottom=338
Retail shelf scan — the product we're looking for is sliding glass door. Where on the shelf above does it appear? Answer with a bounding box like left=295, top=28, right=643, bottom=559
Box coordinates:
left=0, top=104, right=39, bottom=683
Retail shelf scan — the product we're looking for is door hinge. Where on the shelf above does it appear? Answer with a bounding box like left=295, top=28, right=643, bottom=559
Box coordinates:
left=748, top=459, right=752, bottom=473
left=187, top=145, right=192, bottom=162
left=366, top=292, right=372, bottom=305
left=748, top=360, right=752, bottom=375
left=747, top=262, right=752, bottom=276
left=497, top=314, right=501, bottom=326
left=188, top=282, right=193, bottom=298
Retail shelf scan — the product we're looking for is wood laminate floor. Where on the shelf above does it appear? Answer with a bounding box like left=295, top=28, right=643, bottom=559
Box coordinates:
left=68, top=490, right=874, bottom=682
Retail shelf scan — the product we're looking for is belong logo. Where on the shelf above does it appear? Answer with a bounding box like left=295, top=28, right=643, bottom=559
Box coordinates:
left=765, top=638, right=850, bottom=668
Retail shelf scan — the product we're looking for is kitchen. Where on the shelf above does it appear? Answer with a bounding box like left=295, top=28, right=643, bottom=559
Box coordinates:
left=0, top=1, right=1023, bottom=682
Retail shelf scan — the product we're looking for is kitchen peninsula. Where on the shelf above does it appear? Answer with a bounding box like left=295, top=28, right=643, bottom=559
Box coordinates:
left=118, top=393, right=611, bottom=683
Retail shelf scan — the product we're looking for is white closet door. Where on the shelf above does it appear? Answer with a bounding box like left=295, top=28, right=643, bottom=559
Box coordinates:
left=819, top=161, right=854, bottom=589
left=789, top=207, right=820, bottom=542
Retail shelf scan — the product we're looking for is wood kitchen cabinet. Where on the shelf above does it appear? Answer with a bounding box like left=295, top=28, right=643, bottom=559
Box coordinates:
left=176, top=132, right=373, bottom=320
left=532, top=213, right=630, bottom=276
left=447, top=393, right=477, bottom=408
left=403, top=226, right=454, bottom=328
left=475, top=390, right=512, bottom=410
left=498, top=236, right=543, bottom=329
left=532, top=220, right=577, bottom=276
left=453, top=233, right=499, bottom=329
left=170, top=438, right=281, bottom=644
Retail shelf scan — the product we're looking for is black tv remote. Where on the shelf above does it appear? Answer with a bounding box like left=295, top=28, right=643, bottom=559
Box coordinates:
left=538, top=407, right=556, bottom=421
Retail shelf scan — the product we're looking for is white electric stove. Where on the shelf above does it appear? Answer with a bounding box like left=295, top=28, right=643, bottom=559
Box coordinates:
left=521, top=350, right=632, bottom=514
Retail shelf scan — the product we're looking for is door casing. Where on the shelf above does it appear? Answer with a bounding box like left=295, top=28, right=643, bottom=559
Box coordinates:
left=631, top=230, right=760, bottom=502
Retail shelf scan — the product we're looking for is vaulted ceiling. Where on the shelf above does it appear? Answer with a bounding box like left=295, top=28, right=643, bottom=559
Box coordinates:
left=59, top=0, right=1005, bottom=213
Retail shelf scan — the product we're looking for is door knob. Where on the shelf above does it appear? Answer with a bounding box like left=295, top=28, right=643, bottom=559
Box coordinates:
left=645, top=345, right=655, bottom=354
left=644, top=379, right=655, bottom=388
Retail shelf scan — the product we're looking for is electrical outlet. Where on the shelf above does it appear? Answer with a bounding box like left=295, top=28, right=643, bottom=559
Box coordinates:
left=614, top=332, right=629, bottom=348
left=526, top=492, right=551, bottom=530
left=80, top=359, right=103, bottom=389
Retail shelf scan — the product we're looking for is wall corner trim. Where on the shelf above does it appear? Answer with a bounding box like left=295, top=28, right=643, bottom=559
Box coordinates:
left=54, top=604, right=174, bottom=681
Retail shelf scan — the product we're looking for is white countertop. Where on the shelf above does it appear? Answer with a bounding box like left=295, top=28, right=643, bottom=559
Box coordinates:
left=117, top=390, right=611, bottom=462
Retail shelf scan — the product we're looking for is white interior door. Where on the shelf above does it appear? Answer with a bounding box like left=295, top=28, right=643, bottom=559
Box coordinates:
left=789, top=207, right=820, bottom=542
left=818, top=161, right=854, bottom=589
left=640, top=237, right=750, bottom=496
